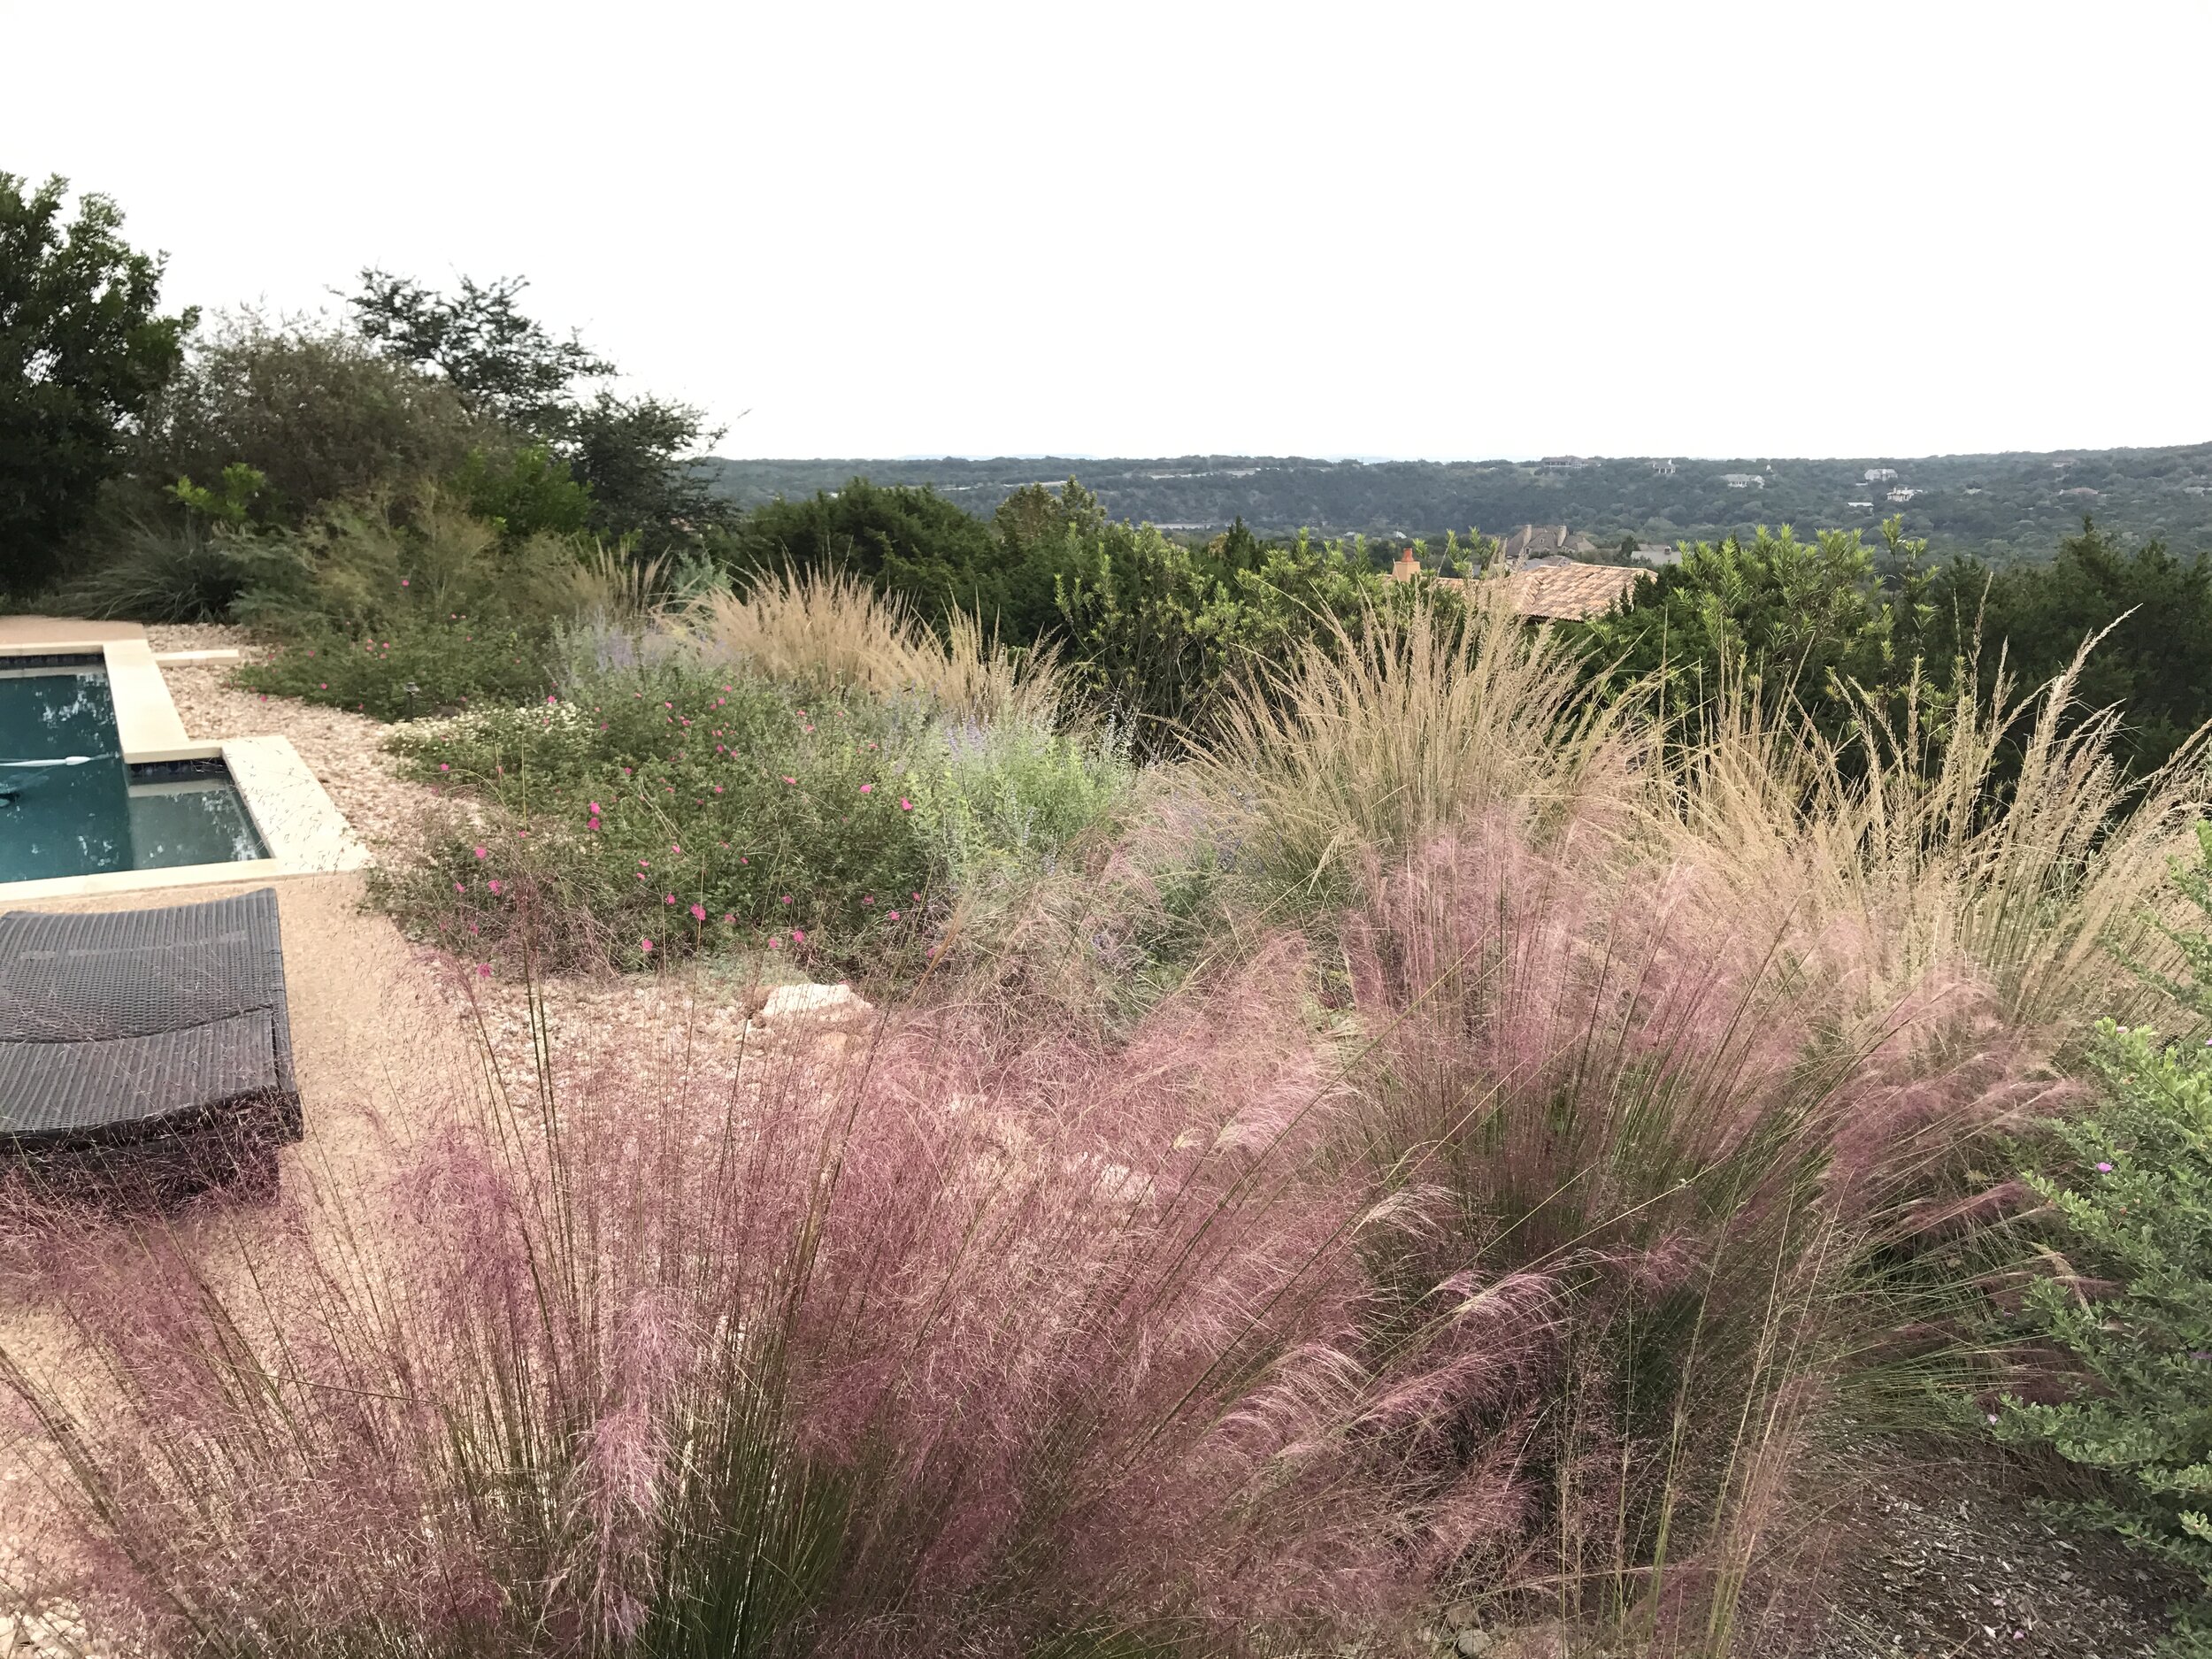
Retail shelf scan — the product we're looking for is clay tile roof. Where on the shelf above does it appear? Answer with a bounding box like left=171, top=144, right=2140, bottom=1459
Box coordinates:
left=1503, top=563, right=1642, bottom=621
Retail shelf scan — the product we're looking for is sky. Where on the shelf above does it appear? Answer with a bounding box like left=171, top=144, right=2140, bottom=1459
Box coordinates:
left=7, top=0, right=2208, bottom=463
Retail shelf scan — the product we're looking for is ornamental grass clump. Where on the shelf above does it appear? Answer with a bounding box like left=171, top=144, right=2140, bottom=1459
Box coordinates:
left=0, top=939, right=1396, bottom=1656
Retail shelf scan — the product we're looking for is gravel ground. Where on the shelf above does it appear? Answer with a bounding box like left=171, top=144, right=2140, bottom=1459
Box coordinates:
left=1746, top=1440, right=2191, bottom=1659
left=143, top=624, right=448, bottom=860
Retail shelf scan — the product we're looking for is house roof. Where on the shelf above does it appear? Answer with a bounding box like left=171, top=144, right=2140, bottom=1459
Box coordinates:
left=1499, top=563, right=1643, bottom=621
left=1430, top=563, right=1644, bottom=621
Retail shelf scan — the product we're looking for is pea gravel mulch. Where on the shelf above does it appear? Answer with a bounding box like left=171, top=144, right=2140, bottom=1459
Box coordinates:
left=143, top=624, right=448, bottom=860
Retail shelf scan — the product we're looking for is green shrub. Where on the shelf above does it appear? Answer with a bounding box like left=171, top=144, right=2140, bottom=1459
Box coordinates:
left=918, top=715, right=1130, bottom=891
left=1990, top=822, right=2212, bottom=1647
left=380, top=657, right=1131, bottom=976
left=237, top=618, right=553, bottom=718
left=60, top=518, right=268, bottom=622
left=384, top=665, right=941, bottom=972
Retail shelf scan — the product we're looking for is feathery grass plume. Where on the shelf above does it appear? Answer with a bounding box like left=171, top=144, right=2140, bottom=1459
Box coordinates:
left=694, top=564, right=1069, bottom=730
left=693, top=564, right=933, bottom=695
left=1661, top=634, right=2210, bottom=1041
left=1283, top=822, right=2051, bottom=1642
left=0, top=933, right=1394, bottom=1656
left=1193, top=587, right=1635, bottom=906
left=567, top=542, right=670, bottom=626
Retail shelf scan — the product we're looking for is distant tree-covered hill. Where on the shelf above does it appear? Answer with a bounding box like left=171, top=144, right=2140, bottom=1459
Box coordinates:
left=702, top=444, right=2212, bottom=565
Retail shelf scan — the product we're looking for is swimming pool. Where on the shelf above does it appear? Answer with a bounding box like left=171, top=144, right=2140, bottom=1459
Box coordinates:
left=0, top=661, right=266, bottom=885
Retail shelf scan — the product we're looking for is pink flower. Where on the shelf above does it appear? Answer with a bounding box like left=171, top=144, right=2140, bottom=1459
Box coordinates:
left=671, top=842, right=682, bottom=854
left=767, top=936, right=781, bottom=949
left=588, top=801, right=603, bottom=814
left=887, top=910, right=900, bottom=921
left=640, top=938, right=654, bottom=954
left=488, top=879, right=503, bottom=895
left=473, top=845, right=488, bottom=859
left=721, top=912, right=734, bottom=924
left=781, top=775, right=796, bottom=786
left=863, top=895, right=874, bottom=905
left=588, top=818, right=601, bottom=831
left=476, top=964, right=491, bottom=978
left=2098, top=1161, right=2115, bottom=1172
left=664, top=894, right=676, bottom=905
left=689, top=902, right=706, bottom=921
left=712, top=784, right=724, bottom=794
left=453, top=881, right=464, bottom=894
left=400, top=578, right=410, bottom=587
left=898, top=796, right=912, bottom=810
left=859, top=782, right=874, bottom=795
left=791, top=928, right=806, bottom=943
left=546, top=695, right=557, bottom=704
left=780, top=895, right=792, bottom=904
left=440, top=763, right=450, bottom=772
left=318, top=681, right=326, bottom=689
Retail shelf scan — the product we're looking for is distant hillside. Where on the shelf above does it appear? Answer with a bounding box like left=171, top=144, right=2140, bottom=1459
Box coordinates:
left=702, top=444, right=2212, bottom=565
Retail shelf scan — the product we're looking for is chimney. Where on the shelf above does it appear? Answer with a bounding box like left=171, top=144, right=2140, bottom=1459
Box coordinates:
left=1393, top=549, right=1420, bottom=581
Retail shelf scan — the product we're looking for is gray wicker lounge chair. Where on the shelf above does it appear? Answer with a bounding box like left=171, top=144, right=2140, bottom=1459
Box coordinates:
left=0, top=889, right=300, bottom=1191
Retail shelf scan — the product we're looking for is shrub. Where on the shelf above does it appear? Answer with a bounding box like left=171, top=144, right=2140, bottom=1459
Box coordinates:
left=239, top=618, right=554, bottom=718
left=134, top=311, right=490, bottom=522
left=1054, top=525, right=1422, bottom=753
left=59, top=518, right=266, bottom=622
left=1987, top=822, right=2212, bottom=1646
left=383, top=666, right=941, bottom=972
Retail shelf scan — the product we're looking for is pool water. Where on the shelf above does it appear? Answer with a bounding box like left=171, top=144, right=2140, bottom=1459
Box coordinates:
left=0, top=667, right=266, bottom=884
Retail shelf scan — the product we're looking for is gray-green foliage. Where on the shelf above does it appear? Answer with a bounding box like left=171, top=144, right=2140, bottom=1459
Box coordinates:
left=1993, top=822, right=2212, bottom=1648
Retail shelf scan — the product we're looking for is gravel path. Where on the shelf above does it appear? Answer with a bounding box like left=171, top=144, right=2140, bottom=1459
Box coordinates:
left=143, top=624, right=444, bottom=861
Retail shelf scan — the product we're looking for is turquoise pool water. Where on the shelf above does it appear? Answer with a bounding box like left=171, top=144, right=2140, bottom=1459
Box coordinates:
left=0, top=664, right=266, bottom=884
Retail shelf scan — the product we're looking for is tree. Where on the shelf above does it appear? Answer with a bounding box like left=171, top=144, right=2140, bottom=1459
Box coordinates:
left=348, top=271, right=611, bottom=432
left=0, top=173, right=193, bottom=596
left=137, top=313, right=487, bottom=521
left=1923, top=519, right=2212, bottom=775
left=1572, top=521, right=1924, bottom=741
left=347, top=271, right=727, bottom=550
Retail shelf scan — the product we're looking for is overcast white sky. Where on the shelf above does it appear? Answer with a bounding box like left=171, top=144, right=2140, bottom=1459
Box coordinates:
left=7, top=1, right=2208, bottom=462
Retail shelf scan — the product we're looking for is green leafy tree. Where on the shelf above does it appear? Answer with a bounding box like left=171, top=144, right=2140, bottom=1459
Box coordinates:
left=1573, top=519, right=1931, bottom=739
left=722, top=477, right=1055, bottom=635
left=1924, top=520, right=2212, bottom=775
left=348, top=271, right=726, bottom=550
left=0, top=173, right=193, bottom=596
left=137, top=313, right=487, bottom=522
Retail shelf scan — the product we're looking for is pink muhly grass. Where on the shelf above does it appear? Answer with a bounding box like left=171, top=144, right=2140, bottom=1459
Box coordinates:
left=0, top=936, right=1403, bottom=1655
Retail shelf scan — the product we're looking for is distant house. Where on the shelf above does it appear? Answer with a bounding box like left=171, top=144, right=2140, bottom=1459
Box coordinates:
left=1539, top=456, right=1601, bottom=472
left=1887, top=487, right=1917, bottom=503
left=1494, top=524, right=1603, bottom=564
left=1647, top=459, right=1677, bottom=476
left=1632, top=543, right=1682, bottom=566
left=2062, top=486, right=2101, bottom=497
left=1847, top=500, right=1874, bottom=511
left=1864, top=467, right=1899, bottom=484
left=1721, top=473, right=1764, bottom=490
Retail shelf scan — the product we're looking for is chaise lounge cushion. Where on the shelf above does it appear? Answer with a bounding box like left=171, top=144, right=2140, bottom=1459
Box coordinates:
left=0, top=889, right=300, bottom=1152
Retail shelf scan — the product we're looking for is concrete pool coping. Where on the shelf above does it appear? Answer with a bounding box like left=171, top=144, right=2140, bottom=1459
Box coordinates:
left=0, top=627, right=368, bottom=902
